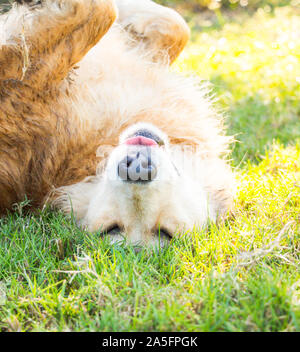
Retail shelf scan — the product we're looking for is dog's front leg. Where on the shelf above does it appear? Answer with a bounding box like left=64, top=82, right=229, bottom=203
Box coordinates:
left=115, top=0, right=190, bottom=64
left=0, top=0, right=117, bottom=89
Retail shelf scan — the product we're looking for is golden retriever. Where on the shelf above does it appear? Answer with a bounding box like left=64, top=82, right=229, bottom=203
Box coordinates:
left=0, top=0, right=234, bottom=245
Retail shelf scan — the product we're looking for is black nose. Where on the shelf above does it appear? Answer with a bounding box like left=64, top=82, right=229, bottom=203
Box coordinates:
left=118, top=149, right=157, bottom=183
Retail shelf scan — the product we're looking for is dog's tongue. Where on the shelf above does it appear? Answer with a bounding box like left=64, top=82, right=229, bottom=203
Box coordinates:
left=125, top=136, right=157, bottom=146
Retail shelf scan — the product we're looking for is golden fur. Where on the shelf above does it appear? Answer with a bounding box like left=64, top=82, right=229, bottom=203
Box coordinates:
left=0, top=0, right=234, bottom=244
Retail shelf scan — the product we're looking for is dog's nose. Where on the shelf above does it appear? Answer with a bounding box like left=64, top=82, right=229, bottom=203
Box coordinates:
left=118, top=149, right=157, bottom=182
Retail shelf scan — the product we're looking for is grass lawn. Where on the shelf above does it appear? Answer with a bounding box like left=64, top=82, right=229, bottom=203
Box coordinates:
left=0, top=4, right=299, bottom=332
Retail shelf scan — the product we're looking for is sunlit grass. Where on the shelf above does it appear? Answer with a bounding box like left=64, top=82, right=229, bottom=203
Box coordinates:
left=176, top=6, right=300, bottom=163
left=178, top=7, right=300, bottom=101
left=0, top=5, right=299, bottom=331
left=0, top=144, right=299, bottom=331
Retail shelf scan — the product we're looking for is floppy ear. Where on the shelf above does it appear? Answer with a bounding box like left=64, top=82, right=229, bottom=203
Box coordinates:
left=115, top=0, right=190, bottom=64
left=51, top=176, right=100, bottom=223
left=0, top=0, right=117, bottom=89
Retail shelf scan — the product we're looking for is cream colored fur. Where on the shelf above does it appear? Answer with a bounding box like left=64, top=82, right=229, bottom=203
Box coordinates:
left=1, top=0, right=234, bottom=246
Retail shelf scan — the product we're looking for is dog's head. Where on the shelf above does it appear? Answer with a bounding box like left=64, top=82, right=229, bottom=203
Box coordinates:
left=55, top=123, right=217, bottom=246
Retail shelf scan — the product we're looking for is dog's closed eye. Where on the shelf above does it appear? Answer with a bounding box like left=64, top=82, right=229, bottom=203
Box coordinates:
left=156, top=228, right=172, bottom=240
left=105, top=225, right=122, bottom=236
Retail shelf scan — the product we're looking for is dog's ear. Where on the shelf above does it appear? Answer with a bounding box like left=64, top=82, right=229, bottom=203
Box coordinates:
left=51, top=176, right=99, bottom=222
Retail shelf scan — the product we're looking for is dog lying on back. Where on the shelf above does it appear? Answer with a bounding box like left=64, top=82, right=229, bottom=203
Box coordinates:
left=0, top=0, right=234, bottom=245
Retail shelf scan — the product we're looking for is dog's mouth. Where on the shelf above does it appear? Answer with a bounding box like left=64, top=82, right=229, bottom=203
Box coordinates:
left=125, top=129, right=165, bottom=146
left=125, top=136, right=158, bottom=146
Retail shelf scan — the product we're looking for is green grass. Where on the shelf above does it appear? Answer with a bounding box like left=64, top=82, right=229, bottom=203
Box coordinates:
left=177, top=5, right=300, bottom=165
left=0, top=5, right=299, bottom=332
